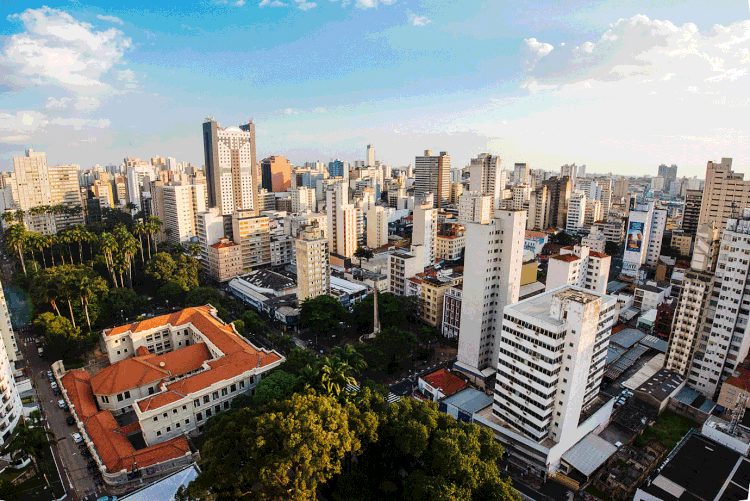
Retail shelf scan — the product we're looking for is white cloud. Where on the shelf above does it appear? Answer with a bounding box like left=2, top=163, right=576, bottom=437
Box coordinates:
left=355, top=0, right=395, bottom=8
left=115, top=69, right=138, bottom=89
left=314, top=107, right=327, bottom=113
left=49, top=118, right=111, bottom=129
left=521, top=15, right=750, bottom=91
left=284, top=108, right=300, bottom=115
left=45, top=96, right=101, bottom=110
left=295, top=0, right=317, bottom=10
left=1, top=7, right=132, bottom=95
left=408, top=14, right=431, bottom=27
left=96, top=14, right=124, bottom=25
left=233, top=0, right=246, bottom=6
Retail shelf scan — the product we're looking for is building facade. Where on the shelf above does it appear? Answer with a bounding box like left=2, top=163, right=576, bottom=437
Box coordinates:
left=415, top=150, right=450, bottom=208
left=295, top=225, right=330, bottom=302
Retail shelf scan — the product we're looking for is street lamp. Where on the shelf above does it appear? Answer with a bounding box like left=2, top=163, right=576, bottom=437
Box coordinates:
left=120, top=310, right=124, bottom=324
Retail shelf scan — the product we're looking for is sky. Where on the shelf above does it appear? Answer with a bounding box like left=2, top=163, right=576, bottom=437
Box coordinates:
left=0, top=1, right=748, bottom=177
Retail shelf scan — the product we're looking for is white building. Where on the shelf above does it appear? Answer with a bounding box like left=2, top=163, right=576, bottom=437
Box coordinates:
left=291, top=186, right=316, bottom=213
left=479, top=286, right=616, bottom=475
left=469, top=153, right=505, bottom=210
left=366, top=206, right=389, bottom=249
left=388, top=245, right=426, bottom=296
left=581, top=227, right=606, bottom=253
left=0, top=282, right=22, bottom=445
left=126, top=164, right=155, bottom=211
left=458, top=192, right=492, bottom=225
left=633, top=281, right=671, bottom=312
left=412, top=202, right=437, bottom=268
left=455, top=210, right=526, bottom=378
left=326, top=181, right=357, bottom=258
left=196, top=208, right=226, bottom=269
left=622, top=200, right=666, bottom=277
left=160, top=184, right=207, bottom=246
left=566, top=192, right=586, bottom=231
left=546, top=245, right=611, bottom=295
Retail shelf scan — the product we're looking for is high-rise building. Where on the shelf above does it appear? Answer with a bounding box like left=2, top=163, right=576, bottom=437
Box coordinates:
left=527, top=186, right=550, bottom=230
left=326, top=181, right=357, bottom=258
left=581, top=227, right=606, bottom=253
left=546, top=245, right=610, bottom=295
left=202, top=118, right=258, bottom=217
left=291, top=187, right=316, bottom=213
left=456, top=210, right=525, bottom=375
left=0, top=282, right=23, bottom=445
left=260, top=156, right=292, bottom=193
left=48, top=164, right=84, bottom=230
left=196, top=207, right=226, bottom=272
left=698, top=158, right=750, bottom=238
left=366, top=144, right=376, bottom=167
left=513, top=163, right=528, bottom=185
left=560, top=164, right=578, bottom=185
left=232, top=210, right=271, bottom=270
left=566, top=191, right=586, bottom=230
left=543, top=176, right=572, bottom=229
left=613, top=178, right=629, bottom=198
left=327, top=159, right=349, bottom=180
left=412, top=202, right=437, bottom=268
left=12, top=149, right=55, bottom=233
left=388, top=245, right=426, bottom=296
left=414, top=150, right=450, bottom=208
left=469, top=154, right=504, bottom=210
left=658, top=164, right=678, bottom=190
left=621, top=200, right=666, bottom=278
left=458, top=192, right=492, bottom=225
left=683, top=189, right=703, bottom=236
left=126, top=164, right=154, bottom=211
left=158, top=184, right=207, bottom=245
left=295, top=224, right=330, bottom=302
left=366, top=206, right=388, bottom=249
left=491, top=287, right=616, bottom=469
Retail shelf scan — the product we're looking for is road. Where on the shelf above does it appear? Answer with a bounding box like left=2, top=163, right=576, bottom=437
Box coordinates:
left=22, top=335, right=103, bottom=501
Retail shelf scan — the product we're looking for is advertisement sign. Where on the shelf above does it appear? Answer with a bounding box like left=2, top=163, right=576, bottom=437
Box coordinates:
left=626, top=222, right=644, bottom=253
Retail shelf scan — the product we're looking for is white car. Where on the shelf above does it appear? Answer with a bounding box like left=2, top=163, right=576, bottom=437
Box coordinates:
left=57, top=399, right=66, bottom=409
left=72, top=433, right=83, bottom=444
left=50, top=382, right=58, bottom=389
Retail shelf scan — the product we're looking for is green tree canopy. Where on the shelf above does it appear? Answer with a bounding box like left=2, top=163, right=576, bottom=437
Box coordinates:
left=351, top=292, right=420, bottom=334
left=253, top=370, right=297, bottom=406
left=99, top=288, right=150, bottom=327
left=299, top=295, right=348, bottom=340
left=185, top=287, right=226, bottom=309
left=146, top=252, right=200, bottom=292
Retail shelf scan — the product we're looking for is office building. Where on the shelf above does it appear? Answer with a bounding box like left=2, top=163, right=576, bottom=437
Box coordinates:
left=207, top=238, right=243, bottom=282
left=513, top=163, right=528, bottom=184
left=415, top=150, right=450, bottom=208
left=326, top=181, right=357, bottom=258
left=295, top=224, right=330, bottom=302
left=458, top=192, right=492, bottom=224
left=683, top=189, right=703, bottom=236
left=469, top=153, right=504, bottom=209
left=260, top=156, right=292, bottom=193
left=366, top=144, right=376, bottom=167
left=270, top=234, right=294, bottom=266
left=202, top=118, right=258, bottom=217
left=510, top=184, right=530, bottom=211
left=0, top=282, right=23, bottom=445
left=327, top=159, right=349, bottom=180
left=232, top=210, right=271, bottom=270
left=487, top=286, right=616, bottom=473
left=48, top=164, right=84, bottom=230
left=590, top=218, right=625, bottom=244
left=546, top=245, right=610, bottom=295
left=699, top=158, right=750, bottom=237
left=366, top=206, right=388, bottom=249
left=621, top=200, right=666, bottom=278
left=613, top=178, right=628, bottom=198
left=456, top=210, right=526, bottom=376
left=412, top=202, right=438, bottom=268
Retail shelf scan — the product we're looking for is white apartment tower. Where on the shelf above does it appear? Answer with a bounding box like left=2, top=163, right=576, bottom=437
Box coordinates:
left=458, top=192, right=492, bottom=225
left=366, top=206, right=388, bottom=249
left=513, top=163, right=529, bottom=185
left=202, top=119, right=259, bottom=217
left=291, top=187, right=316, bottom=213
left=0, top=282, right=23, bottom=445
left=326, top=181, right=357, bottom=258
left=388, top=245, right=426, bottom=296
left=160, top=184, right=207, bottom=246
left=295, top=224, right=330, bottom=302
left=469, top=154, right=504, bottom=210
left=12, top=149, right=55, bottom=234
left=566, top=192, right=586, bottom=230
left=412, top=202, right=438, bottom=268
left=48, top=164, right=83, bottom=230
left=196, top=208, right=226, bottom=271
left=456, top=210, right=526, bottom=375
left=366, top=144, right=376, bottom=167
left=545, top=245, right=611, bottom=295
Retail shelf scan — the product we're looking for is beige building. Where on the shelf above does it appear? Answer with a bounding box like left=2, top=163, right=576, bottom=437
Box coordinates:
left=158, top=184, right=207, bottom=245
left=419, top=271, right=463, bottom=327
left=261, top=156, right=292, bottom=192
left=717, top=367, right=750, bottom=410
left=436, top=224, right=465, bottom=261
left=581, top=227, right=606, bottom=253
left=48, top=164, right=83, bottom=230
left=698, top=158, right=750, bottom=237
left=415, top=150, right=451, bottom=208
left=326, top=181, right=357, bottom=258
left=469, top=153, right=505, bottom=210
left=671, top=231, right=692, bottom=256
left=295, top=224, right=330, bottom=302
left=12, top=149, right=56, bottom=234
left=367, top=206, right=389, bottom=249
left=527, top=186, right=550, bottom=230
left=291, top=186, right=316, bottom=213
left=232, top=210, right=271, bottom=270
left=207, top=238, right=243, bottom=282
left=92, top=180, right=115, bottom=208
left=458, top=192, right=492, bottom=224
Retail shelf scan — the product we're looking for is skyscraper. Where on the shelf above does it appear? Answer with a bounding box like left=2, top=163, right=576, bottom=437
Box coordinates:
left=366, top=144, right=376, bottom=167
left=203, top=118, right=259, bottom=217
left=682, top=189, right=703, bottom=236
left=542, top=176, right=572, bottom=229
left=260, top=156, right=292, bottom=193
left=415, top=150, right=450, bottom=208
left=469, top=153, right=504, bottom=210
left=698, top=158, right=750, bottom=238
left=0, top=282, right=23, bottom=445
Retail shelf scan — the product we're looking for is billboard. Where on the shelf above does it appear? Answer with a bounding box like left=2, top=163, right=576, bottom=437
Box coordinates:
left=626, top=221, right=644, bottom=253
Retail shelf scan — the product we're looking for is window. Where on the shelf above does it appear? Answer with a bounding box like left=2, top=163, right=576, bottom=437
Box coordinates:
left=153, top=417, right=158, bottom=422
left=231, top=384, right=237, bottom=392
left=196, top=412, right=203, bottom=421
left=163, top=413, right=168, bottom=418
left=222, top=388, right=228, bottom=397
left=203, top=396, right=210, bottom=404
left=212, top=392, right=219, bottom=400
left=124, top=391, right=131, bottom=399
left=194, top=399, right=200, bottom=408
left=176, top=422, right=181, bottom=428
left=206, top=409, right=212, bottom=417
left=215, top=405, right=221, bottom=414
left=166, top=426, right=171, bottom=432
left=117, top=394, right=124, bottom=402
left=239, top=381, right=245, bottom=389
left=156, top=430, right=162, bottom=436
left=185, top=419, right=190, bottom=425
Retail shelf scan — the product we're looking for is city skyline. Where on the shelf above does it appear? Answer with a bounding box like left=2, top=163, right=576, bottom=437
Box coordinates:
left=0, top=1, right=748, bottom=175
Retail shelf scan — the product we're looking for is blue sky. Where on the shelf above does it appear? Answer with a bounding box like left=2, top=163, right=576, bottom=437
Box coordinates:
left=0, top=0, right=748, bottom=177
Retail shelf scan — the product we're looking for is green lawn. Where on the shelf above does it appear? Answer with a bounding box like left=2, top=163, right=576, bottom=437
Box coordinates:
left=3, top=444, right=66, bottom=501
left=633, top=410, right=697, bottom=450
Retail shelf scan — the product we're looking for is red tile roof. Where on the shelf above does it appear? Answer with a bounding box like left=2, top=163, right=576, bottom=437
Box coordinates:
left=588, top=251, right=610, bottom=259
left=60, top=370, right=98, bottom=421
left=525, top=230, right=547, bottom=239
left=724, top=367, right=750, bottom=392
left=421, top=369, right=467, bottom=398
left=210, top=241, right=238, bottom=249
left=551, top=254, right=580, bottom=262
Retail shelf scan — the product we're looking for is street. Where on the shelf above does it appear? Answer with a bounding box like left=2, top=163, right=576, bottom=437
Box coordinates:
left=21, top=335, right=103, bottom=501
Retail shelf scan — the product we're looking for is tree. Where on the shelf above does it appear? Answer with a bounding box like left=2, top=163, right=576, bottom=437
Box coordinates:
left=548, top=231, right=579, bottom=246
left=299, top=295, right=348, bottom=341
left=605, top=240, right=621, bottom=257
left=77, top=272, right=108, bottom=331
left=188, top=243, right=201, bottom=258
left=242, top=310, right=266, bottom=336
left=99, top=288, right=149, bottom=326
left=2, top=419, right=56, bottom=492
left=360, top=326, right=417, bottom=373
left=4, top=223, right=27, bottom=275
left=280, top=347, right=319, bottom=375
left=253, top=370, right=297, bottom=406
left=318, top=357, right=357, bottom=397
left=185, top=287, right=226, bottom=309
left=179, top=392, right=377, bottom=501
left=146, top=252, right=200, bottom=292
left=147, top=216, right=163, bottom=254
left=354, top=247, right=374, bottom=268
left=352, top=292, right=420, bottom=334
left=332, top=345, right=367, bottom=373
left=157, top=281, right=188, bottom=304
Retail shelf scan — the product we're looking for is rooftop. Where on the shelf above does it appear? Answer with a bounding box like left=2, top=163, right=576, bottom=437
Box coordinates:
left=723, top=367, right=750, bottom=392
left=550, top=254, right=580, bottom=263
left=561, top=433, right=617, bottom=477
left=421, top=369, right=467, bottom=398
left=441, top=388, right=493, bottom=414
left=634, top=368, right=684, bottom=404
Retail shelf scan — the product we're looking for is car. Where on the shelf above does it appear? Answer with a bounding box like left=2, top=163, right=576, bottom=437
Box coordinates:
left=97, top=496, right=117, bottom=501
left=58, top=399, right=66, bottom=409
left=53, top=388, right=61, bottom=396
left=50, top=382, right=58, bottom=389
left=66, top=416, right=75, bottom=425
left=72, top=433, right=83, bottom=444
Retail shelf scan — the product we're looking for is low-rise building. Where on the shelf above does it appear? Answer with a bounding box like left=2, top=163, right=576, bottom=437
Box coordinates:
left=717, top=366, right=750, bottom=411
left=436, top=224, right=465, bottom=261
left=634, top=281, right=672, bottom=311
left=441, top=285, right=462, bottom=339
left=419, top=269, right=463, bottom=328
left=546, top=245, right=611, bottom=295
left=388, top=245, right=426, bottom=296
left=206, top=238, right=242, bottom=282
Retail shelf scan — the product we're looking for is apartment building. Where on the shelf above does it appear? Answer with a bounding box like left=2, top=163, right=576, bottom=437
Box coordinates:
left=483, top=286, right=616, bottom=475
left=48, top=164, right=84, bottom=230
left=207, top=238, right=243, bottom=282
left=527, top=186, right=550, bottom=230
left=441, top=285, right=462, bottom=339
left=413, top=202, right=437, bottom=268
left=456, top=210, right=525, bottom=377
left=468, top=153, right=505, bottom=209
left=590, top=218, right=625, bottom=244
left=622, top=201, right=666, bottom=278
left=232, top=210, right=271, bottom=270
left=683, top=189, right=703, bottom=236
left=11, top=149, right=56, bottom=234
left=436, top=224, right=466, bottom=261
left=414, top=150, right=450, bottom=208
left=92, top=180, right=115, bottom=209
left=0, top=282, right=23, bottom=445
left=326, top=180, right=357, bottom=258
left=418, top=270, right=463, bottom=328
left=388, top=245, right=426, bottom=296
left=543, top=176, right=572, bottom=229
left=545, top=245, right=611, bottom=295
left=581, top=227, right=606, bottom=253
left=367, top=206, right=389, bottom=249
left=270, top=234, right=294, bottom=266
left=458, top=192, right=492, bottom=224
left=291, top=186, right=316, bottom=213
left=698, top=158, right=750, bottom=237
left=295, top=224, right=330, bottom=302
left=566, top=192, right=586, bottom=231
left=157, top=184, right=207, bottom=245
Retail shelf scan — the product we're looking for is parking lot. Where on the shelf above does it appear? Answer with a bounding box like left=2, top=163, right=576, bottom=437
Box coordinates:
left=23, top=336, right=108, bottom=500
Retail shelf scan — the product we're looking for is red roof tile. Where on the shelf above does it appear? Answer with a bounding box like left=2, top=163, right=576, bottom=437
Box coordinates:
left=588, top=251, right=610, bottom=259
left=551, top=254, right=580, bottom=262
left=60, top=370, right=98, bottom=421
left=421, top=369, right=467, bottom=398
left=724, top=368, right=750, bottom=392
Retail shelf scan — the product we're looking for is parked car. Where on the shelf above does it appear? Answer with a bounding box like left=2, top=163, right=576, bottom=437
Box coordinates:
left=66, top=416, right=75, bottom=425
left=58, top=399, right=66, bottom=409
left=72, top=433, right=83, bottom=444
left=50, top=381, right=58, bottom=389
left=97, top=496, right=117, bottom=501
left=53, top=388, right=61, bottom=396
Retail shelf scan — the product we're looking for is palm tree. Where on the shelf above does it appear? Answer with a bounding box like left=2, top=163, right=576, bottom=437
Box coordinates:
left=4, top=223, right=27, bottom=275
left=1, top=212, right=15, bottom=226
left=58, top=267, right=78, bottom=328
left=147, top=216, right=163, bottom=254
left=114, top=225, right=138, bottom=288
left=132, top=222, right=147, bottom=262
left=31, top=271, right=63, bottom=316
left=13, top=209, right=24, bottom=224
left=318, top=357, right=357, bottom=397
left=125, top=202, right=137, bottom=216
left=188, top=243, right=200, bottom=258
left=78, top=273, right=107, bottom=331
left=297, top=365, right=320, bottom=392
left=98, top=232, right=119, bottom=286
left=2, top=418, right=56, bottom=491
left=25, top=232, right=45, bottom=271
left=332, top=345, right=367, bottom=373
